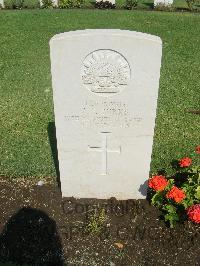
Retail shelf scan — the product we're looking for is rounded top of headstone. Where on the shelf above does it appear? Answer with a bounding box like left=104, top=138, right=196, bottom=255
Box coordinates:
left=49, top=29, right=162, bottom=45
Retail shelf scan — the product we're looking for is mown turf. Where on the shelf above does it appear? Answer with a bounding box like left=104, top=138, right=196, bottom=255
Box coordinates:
left=0, top=10, right=199, bottom=179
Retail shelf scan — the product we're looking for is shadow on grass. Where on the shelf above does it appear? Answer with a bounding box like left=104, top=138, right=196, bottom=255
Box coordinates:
left=175, top=7, right=192, bottom=13
left=143, top=2, right=154, bottom=9
left=0, top=207, right=64, bottom=265
left=48, top=122, right=61, bottom=189
left=170, top=160, right=191, bottom=186
left=89, top=0, right=95, bottom=7
left=171, top=159, right=180, bottom=171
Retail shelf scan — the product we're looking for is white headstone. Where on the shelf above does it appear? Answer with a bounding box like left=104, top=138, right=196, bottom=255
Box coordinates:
left=154, top=0, right=173, bottom=6
left=50, top=29, right=162, bottom=200
left=0, top=0, right=4, bottom=8
left=96, top=0, right=115, bottom=5
left=39, top=0, right=58, bottom=7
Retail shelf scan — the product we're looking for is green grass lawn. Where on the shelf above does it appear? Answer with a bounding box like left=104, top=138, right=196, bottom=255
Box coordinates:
left=0, top=10, right=199, bottom=179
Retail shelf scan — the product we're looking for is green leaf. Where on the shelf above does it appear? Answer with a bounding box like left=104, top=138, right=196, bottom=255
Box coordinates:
left=163, top=204, right=179, bottom=228
left=182, top=198, right=194, bottom=209
left=163, top=204, right=177, bottom=214
left=151, top=192, right=164, bottom=207
left=195, top=186, right=200, bottom=200
left=165, top=179, right=174, bottom=190
left=164, top=212, right=179, bottom=228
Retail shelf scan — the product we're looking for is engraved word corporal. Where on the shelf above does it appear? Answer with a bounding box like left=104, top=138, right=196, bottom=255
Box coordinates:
left=88, top=132, right=121, bottom=175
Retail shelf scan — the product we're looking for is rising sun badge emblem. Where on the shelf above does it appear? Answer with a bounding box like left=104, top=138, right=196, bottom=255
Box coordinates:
left=81, top=49, right=131, bottom=96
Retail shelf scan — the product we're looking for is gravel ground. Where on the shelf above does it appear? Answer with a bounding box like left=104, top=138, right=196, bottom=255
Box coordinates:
left=0, top=176, right=199, bottom=266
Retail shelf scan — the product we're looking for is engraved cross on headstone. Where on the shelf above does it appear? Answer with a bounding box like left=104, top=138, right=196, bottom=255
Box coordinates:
left=88, top=132, right=121, bottom=175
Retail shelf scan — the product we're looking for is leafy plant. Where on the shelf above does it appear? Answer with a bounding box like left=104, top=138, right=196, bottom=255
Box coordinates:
left=59, top=0, right=73, bottom=8
left=185, top=0, right=197, bottom=10
left=41, top=0, right=54, bottom=8
left=125, top=0, right=137, bottom=10
left=23, top=0, right=40, bottom=8
left=95, top=0, right=116, bottom=9
left=85, top=208, right=107, bottom=235
left=4, top=0, right=24, bottom=9
left=75, top=0, right=84, bottom=8
left=148, top=146, right=200, bottom=227
left=58, top=0, right=84, bottom=8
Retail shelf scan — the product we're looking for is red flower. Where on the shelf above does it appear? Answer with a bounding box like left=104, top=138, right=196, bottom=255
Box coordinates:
left=179, top=157, right=192, bottom=167
left=166, top=186, right=186, bottom=203
left=187, top=204, right=200, bottom=224
left=148, top=175, right=168, bottom=191
left=195, top=146, right=200, bottom=154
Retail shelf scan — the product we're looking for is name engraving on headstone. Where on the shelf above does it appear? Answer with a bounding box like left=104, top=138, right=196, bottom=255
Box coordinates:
left=81, top=49, right=131, bottom=95
left=65, top=100, right=142, bottom=128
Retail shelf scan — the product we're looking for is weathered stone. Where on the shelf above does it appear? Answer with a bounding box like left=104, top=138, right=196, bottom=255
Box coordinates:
left=50, top=29, right=162, bottom=199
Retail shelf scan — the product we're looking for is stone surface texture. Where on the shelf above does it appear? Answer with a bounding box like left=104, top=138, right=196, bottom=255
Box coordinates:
left=154, top=0, right=173, bottom=6
left=50, top=29, right=162, bottom=199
